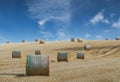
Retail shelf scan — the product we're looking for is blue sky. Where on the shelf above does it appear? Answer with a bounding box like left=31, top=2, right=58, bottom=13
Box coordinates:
left=0, top=0, right=120, bottom=43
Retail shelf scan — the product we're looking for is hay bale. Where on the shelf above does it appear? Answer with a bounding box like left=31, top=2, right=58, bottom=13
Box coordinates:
left=105, top=38, right=109, bottom=40
left=84, top=45, right=91, bottom=50
left=6, top=41, right=10, bottom=43
left=77, top=51, right=85, bottom=59
left=26, top=55, right=49, bottom=76
left=35, top=39, right=39, bottom=42
left=12, top=51, right=22, bottom=58
left=115, top=36, right=120, bottom=40
left=35, top=50, right=41, bottom=55
left=22, top=40, right=26, bottom=43
left=40, top=40, right=45, bottom=44
left=71, top=38, right=75, bottom=42
left=57, top=52, right=71, bottom=62
left=77, top=38, right=83, bottom=42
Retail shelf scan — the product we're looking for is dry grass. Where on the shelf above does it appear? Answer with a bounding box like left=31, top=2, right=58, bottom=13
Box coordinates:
left=0, top=40, right=120, bottom=82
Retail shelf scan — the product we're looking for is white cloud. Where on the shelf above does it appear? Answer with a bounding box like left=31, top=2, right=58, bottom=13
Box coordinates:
left=104, top=30, right=110, bottom=33
left=102, top=19, right=110, bottom=24
left=27, top=0, right=71, bottom=28
left=27, top=0, right=71, bottom=40
left=39, top=31, right=53, bottom=38
left=96, top=35, right=103, bottom=39
left=38, top=16, right=54, bottom=26
left=56, top=28, right=70, bottom=40
left=85, top=33, right=91, bottom=38
left=56, top=32, right=67, bottom=40
left=110, top=13, right=115, bottom=18
left=38, top=19, right=48, bottom=26
left=112, top=18, right=120, bottom=28
left=90, top=9, right=110, bottom=25
left=57, top=32, right=66, bottom=38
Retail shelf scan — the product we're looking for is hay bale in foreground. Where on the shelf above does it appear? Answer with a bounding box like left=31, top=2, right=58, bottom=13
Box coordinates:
left=35, top=50, right=41, bottom=55
left=77, top=38, right=83, bottom=42
left=71, top=38, right=75, bottom=42
left=77, top=52, right=85, bottom=59
left=84, top=45, right=91, bottom=50
left=12, top=51, right=22, bottom=58
left=26, top=55, right=49, bottom=76
left=115, top=36, right=120, bottom=40
left=57, top=52, right=71, bottom=62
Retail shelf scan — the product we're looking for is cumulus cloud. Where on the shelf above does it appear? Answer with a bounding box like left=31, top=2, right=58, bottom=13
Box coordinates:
left=112, top=18, right=120, bottom=28
left=90, top=9, right=110, bottom=25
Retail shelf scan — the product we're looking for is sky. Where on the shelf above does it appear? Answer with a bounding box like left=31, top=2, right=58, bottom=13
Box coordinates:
left=0, top=0, right=120, bottom=43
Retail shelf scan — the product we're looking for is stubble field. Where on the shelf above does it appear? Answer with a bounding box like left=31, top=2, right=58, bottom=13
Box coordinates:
left=0, top=40, right=120, bottom=82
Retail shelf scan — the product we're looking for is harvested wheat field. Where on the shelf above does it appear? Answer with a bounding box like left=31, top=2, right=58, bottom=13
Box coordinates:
left=0, top=40, right=120, bottom=82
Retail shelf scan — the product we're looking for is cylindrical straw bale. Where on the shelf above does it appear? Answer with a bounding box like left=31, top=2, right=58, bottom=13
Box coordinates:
left=26, top=55, right=49, bottom=76
left=57, top=52, right=70, bottom=62
left=77, top=51, right=85, bottom=59
left=84, top=45, right=91, bottom=50
left=40, top=40, right=45, bottom=44
left=71, top=38, right=75, bottom=42
left=77, top=38, right=83, bottom=42
left=6, top=41, right=10, bottom=43
left=12, top=51, right=22, bottom=58
left=115, top=36, right=120, bottom=40
left=35, top=50, right=41, bottom=55
left=35, top=39, right=39, bottom=42
left=22, top=40, right=26, bottom=43
left=105, top=38, right=109, bottom=40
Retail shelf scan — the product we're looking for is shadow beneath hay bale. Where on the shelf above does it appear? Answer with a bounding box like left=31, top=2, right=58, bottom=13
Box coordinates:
left=16, top=74, right=26, bottom=77
left=0, top=73, right=26, bottom=77
left=51, top=60, right=56, bottom=62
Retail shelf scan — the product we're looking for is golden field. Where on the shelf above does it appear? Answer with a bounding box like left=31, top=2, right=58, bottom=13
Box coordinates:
left=0, top=40, right=120, bottom=82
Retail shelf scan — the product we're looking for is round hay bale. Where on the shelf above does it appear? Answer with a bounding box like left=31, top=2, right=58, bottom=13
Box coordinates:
left=77, top=38, right=83, bottom=42
left=22, top=40, right=26, bottom=43
left=40, top=40, right=45, bottom=44
left=105, top=38, right=109, bottom=40
left=12, top=51, right=22, bottom=58
left=57, top=52, right=71, bottom=62
left=35, top=39, right=39, bottom=42
left=6, top=41, right=10, bottom=43
left=84, top=45, right=91, bottom=50
left=35, top=50, right=41, bottom=55
left=26, top=55, right=49, bottom=76
left=71, top=38, right=75, bottom=42
left=115, top=36, right=120, bottom=40
left=76, top=52, right=85, bottom=59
